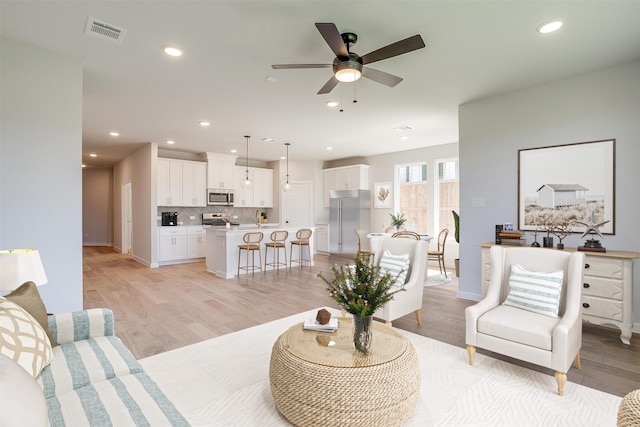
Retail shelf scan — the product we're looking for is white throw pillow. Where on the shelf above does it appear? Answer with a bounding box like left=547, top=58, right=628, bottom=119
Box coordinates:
left=503, top=263, right=564, bottom=318
left=0, top=297, right=53, bottom=378
left=379, top=250, right=410, bottom=285
left=0, top=353, right=49, bottom=426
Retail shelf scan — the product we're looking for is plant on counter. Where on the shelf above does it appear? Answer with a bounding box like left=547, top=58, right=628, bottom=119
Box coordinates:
left=389, top=212, right=407, bottom=229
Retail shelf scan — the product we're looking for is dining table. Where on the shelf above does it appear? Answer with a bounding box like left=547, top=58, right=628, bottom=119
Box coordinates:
left=367, top=232, right=433, bottom=269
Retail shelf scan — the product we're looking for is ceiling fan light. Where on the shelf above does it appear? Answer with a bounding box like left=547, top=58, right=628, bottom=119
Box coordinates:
left=335, top=67, right=361, bottom=83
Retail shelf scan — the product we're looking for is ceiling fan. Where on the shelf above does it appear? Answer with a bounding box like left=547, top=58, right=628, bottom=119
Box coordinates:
left=272, top=23, right=426, bottom=94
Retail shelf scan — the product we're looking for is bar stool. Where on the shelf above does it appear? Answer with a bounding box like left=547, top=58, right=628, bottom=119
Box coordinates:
left=237, top=232, right=263, bottom=275
left=290, top=228, right=312, bottom=268
left=265, top=230, right=288, bottom=271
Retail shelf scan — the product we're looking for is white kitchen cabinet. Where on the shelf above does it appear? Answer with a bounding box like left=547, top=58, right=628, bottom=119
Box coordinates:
left=479, top=243, right=638, bottom=344
left=202, top=152, right=237, bottom=190
left=322, top=164, right=369, bottom=207
left=253, top=168, right=273, bottom=207
left=158, top=227, right=187, bottom=261
left=233, top=166, right=273, bottom=207
left=187, top=227, right=207, bottom=258
left=315, top=223, right=329, bottom=253
left=157, top=158, right=183, bottom=206
left=181, top=161, right=207, bottom=207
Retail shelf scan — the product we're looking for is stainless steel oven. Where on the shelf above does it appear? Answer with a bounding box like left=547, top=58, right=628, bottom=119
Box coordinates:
left=207, top=189, right=234, bottom=206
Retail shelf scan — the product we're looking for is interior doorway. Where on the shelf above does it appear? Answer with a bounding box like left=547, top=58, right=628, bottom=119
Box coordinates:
left=281, top=181, right=312, bottom=228
left=122, top=182, right=132, bottom=254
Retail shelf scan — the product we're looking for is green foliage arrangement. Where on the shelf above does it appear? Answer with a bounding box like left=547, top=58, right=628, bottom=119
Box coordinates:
left=389, top=212, right=407, bottom=227
left=318, top=256, right=405, bottom=317
left=452, top=210, right=460, bottom=244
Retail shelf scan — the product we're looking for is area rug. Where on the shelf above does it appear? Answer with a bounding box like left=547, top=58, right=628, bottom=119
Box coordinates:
left=425, top=268, right=452, bottom=287
left=140, top=308, right=620, bottom=426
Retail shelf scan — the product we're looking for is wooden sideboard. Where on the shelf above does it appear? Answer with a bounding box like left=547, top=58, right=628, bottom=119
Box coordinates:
left=479, top=243, right=639, bottom=345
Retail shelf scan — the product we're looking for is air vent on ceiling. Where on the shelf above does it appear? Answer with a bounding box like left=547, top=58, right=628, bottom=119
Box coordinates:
left=84, top=17, right=127, bottom=44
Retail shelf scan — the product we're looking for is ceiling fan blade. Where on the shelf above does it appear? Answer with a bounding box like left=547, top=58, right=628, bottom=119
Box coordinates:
left=272, top=64, right=332, bottom=70
left=360, top=34, right=425, bottom=65
left=315, top=23, right=349, bottom=59
left=317, top=76, right=339, bottom=94
left=361, top=67, right=403, bottom=87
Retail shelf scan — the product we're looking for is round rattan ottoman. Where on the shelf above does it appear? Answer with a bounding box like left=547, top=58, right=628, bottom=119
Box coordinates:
left=618, top=389, right=640, bottom=426
left=269, top=317, right=420, bottom=427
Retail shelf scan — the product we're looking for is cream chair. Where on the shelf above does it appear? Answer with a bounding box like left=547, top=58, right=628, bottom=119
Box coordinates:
left=373, top=237, right=427, bottom=326
left=465, top=245, right=585, bottom=396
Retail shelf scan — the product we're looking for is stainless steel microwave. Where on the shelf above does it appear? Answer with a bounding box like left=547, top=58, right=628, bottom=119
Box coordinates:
left=207, top=189, right=234, bottom=206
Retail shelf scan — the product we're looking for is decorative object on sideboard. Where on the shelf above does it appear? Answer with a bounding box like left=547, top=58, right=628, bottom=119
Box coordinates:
left=453, top=210, right=460, bottom=277
left=575, top=210, right=610, bottom=253
left=530, top=225, right=541, bottom=247
left=539, top=213, right=556, bottom=248
left=241, top=135, right=252, bottom=189
left=281, top=142, right=293, bottom=193
left=552, top=220, right=574, bottom=250
left=318, top=256, right=404, bottom=353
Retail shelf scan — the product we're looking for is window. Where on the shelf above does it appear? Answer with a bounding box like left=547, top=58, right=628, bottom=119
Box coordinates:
left=395, top=162, right=427, bottom=233
left=436, top=159, right=459, bottom=240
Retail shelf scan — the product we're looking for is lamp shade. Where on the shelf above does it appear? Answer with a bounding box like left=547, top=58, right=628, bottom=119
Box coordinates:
left=0, top=249, right=48, bottom=292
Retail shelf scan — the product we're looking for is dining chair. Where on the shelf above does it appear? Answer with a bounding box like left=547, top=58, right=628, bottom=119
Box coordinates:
left=391, top=230, right=420, bottom=240
left=354, top=227, right=372, bottom=261
left=427, top=228, right=448, bottom=277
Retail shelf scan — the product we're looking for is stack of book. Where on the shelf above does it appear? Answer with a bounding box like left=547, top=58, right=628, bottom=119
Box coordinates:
left=303, top=318, right=339, bottom=332
left=499, top=230, right=526, bottom=246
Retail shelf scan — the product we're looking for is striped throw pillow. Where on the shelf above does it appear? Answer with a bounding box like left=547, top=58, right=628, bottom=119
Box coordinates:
left=503, top=263, right=564, bottom=318
left=379, top=250, right=410, bottom=285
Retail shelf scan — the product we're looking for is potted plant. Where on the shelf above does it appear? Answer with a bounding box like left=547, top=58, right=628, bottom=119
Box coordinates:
left=452, top=210, right=460, bottom=277
left=318, top=256, right=404, bottom=353
left=389, top=212, right=407, bottom=231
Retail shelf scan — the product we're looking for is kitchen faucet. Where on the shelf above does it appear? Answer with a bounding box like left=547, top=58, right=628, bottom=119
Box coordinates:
left=256, top=209, right=261, bottom=226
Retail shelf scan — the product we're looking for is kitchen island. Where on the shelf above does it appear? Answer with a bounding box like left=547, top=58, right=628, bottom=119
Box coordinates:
left=206, top=225, right=315, bottom=278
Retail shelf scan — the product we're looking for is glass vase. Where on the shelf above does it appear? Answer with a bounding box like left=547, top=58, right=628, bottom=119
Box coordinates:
left=353, top=315, right=373, bottom=353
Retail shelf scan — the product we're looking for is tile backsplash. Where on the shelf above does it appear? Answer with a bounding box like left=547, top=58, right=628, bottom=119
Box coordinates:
left=157, top=206, right=272, bottom=226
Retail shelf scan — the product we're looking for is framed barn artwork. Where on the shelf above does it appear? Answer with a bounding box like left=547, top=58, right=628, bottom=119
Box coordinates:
left=517, top=139, right=615, bottom=234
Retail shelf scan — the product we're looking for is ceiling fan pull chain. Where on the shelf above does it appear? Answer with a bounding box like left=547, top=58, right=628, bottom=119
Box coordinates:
left=340, top=84, right=344, bottom=112
left=353, top=81, right=358, bottom=104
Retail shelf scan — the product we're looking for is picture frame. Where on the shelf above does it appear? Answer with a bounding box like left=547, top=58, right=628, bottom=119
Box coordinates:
left=518, top=139, right=615, bottom=234
left=374, top=182, right=392, bottom=208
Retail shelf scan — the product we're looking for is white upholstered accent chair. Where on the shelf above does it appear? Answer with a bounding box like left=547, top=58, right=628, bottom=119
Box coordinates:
left=373, top=237, right=427, bottom=326
left=465, top=245, right=585, bottom=396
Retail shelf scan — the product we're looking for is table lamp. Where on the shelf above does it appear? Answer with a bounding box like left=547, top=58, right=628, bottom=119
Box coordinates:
left=0, top=249, right=48, bottom=293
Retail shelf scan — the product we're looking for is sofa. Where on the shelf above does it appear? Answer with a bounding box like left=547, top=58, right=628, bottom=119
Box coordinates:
left=0, top=303, right=189, bottom=427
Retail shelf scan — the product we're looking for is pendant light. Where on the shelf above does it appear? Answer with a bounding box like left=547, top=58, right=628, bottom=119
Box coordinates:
left=242, top=135, right=252, bottom=189
left=282, top=142, right=293, bottom=192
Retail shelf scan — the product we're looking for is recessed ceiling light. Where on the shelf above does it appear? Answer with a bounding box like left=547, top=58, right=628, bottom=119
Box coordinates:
left=109, top=131, right=119, bottom=136
left=280, top=156, right=286, bottom=160
left=537, top=19, right=564, bottom=34
left=265, top=76, right=278, bottom=83
left=81, top=164, right=87, bottom=168
left=230, top=149, right=238, bottom=154
left=326, top=146, right=333, bottom=151
left=166, top=140, right=175, bottom=145
left=89, top=153, right=97, bottom=157
left=162, top=45, right=183, bottom=57
left=326, top=101, right=339, bottom=108
left=400, top=136, right=409, bottom=140
left=198, top=121, right=210, bottom=127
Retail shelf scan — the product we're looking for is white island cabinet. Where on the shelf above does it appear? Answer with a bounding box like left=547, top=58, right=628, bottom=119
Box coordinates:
left=206, top=226, right=315, bottom=278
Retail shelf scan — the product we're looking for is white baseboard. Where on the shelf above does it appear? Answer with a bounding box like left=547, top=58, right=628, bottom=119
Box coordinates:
left=83, top=242, right=112, bottom=247
left=456, top=290, right=481, bottom=302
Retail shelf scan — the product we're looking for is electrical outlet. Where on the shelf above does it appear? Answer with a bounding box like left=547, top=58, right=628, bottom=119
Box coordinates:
left=471, top=197, right=485, bottom=207
left=189, top=216, right=195, bottom=220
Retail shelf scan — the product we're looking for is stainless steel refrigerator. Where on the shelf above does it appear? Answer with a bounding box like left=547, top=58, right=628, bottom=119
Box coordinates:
left=329, top=189, right=370, bottom=255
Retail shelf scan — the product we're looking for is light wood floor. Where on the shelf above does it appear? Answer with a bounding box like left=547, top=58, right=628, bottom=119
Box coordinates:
left=83, top=246, right=639, bottom=397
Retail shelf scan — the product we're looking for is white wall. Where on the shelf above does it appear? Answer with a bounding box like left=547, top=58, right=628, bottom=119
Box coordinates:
left=83, top=169, right=113, bottom=246
left=0, top=37, right=83, bottom=313
left=113, top=144, right=156, bottom=267
left=458, top=61, right=640, bottom=327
